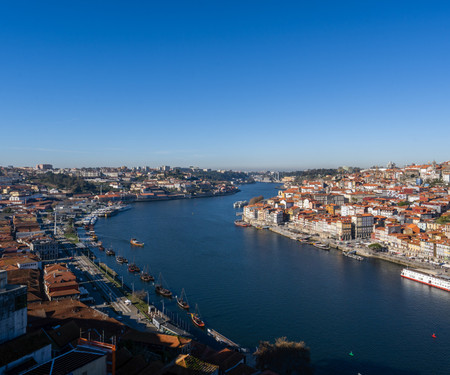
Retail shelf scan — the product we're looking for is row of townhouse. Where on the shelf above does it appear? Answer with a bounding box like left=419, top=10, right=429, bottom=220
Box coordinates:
left=373, top=225, right=450, bottom=260
left=242, top=166, right=449, bottom=256
left=291, top=211, right=371, bottom=240
left=243, top=204, right=284, bottom=225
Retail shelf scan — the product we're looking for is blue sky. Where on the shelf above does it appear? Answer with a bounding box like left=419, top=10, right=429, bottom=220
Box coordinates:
left=1, top=1, right=449, bottom=170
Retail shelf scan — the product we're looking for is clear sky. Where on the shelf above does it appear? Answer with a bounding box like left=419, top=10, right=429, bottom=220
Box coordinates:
left=1, top=1, right=449, bottom=170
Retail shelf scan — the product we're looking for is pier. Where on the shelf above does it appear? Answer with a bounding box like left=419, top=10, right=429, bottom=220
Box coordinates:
left=207, top=328, right=242, bottom=350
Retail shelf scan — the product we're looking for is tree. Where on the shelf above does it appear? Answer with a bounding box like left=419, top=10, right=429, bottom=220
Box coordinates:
left=368, top=243, right=383, bottom=251
left=249, top=195, right=264, bottom=205
left=436, top=215, right=450, bottom=225
left=254, top=337, right=313, bottom=375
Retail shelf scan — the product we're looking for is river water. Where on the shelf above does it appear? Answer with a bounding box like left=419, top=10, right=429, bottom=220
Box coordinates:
left=92, top=183, right=450, bottom=374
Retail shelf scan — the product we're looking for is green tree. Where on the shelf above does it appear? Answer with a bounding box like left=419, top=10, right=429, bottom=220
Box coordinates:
left=369, top=243, right=383, bottom=251
left=436, top=216, right=450, bottom=225
left=249, top=195, right=264, bottom=205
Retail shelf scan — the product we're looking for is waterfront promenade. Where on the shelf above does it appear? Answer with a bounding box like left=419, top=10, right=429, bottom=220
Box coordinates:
left=264, top=222, right=439, bottom=270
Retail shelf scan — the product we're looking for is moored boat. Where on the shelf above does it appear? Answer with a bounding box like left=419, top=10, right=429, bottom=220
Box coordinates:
left=190, top=304, right=205, bottom=328
left=314, top=242, right=330, bottom=251
left=176, top=288, right=190, bottom=310
left=234, top=220, right=251, bottom=227
left=191, top=313, right=205, bottom=328
left=128, top=263, right=140, bottom=273
left=116, top=255, right=128, bottom=264
left=105, top=248, right=115, bottom=256
left=140, top=266, right=154, bottom=282
left=140, top=271, right=154, bottom=282
left=155, top=285, right=172, bottom=298
left=401, top=268, right=450, bottom=292
left=130, top=238, right=144, bottom=247
left=155, top=273, right=172, bottom=298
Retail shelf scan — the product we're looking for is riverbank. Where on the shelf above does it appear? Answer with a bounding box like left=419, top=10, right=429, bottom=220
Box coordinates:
left=245, top=220, right=438, bottom=271
left=132, top=188, right=240, bottom=202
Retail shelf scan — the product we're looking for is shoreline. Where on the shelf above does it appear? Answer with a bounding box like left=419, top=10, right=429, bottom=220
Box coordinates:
left=245, top=221, right=439, bottom=271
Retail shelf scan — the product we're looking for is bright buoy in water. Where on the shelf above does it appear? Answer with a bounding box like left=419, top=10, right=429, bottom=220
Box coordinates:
left=432, top=333, right=437, bottom=339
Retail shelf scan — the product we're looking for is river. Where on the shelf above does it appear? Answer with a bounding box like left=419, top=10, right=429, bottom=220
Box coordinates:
left=92, top=183, right=450, bottom=374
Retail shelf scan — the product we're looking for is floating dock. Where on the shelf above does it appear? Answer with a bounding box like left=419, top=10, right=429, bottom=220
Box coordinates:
left=207, top=328, right=240, bottom=349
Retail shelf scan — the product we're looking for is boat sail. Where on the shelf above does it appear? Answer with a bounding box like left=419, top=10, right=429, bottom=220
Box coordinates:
left=176, top=288, right=190, bottom=310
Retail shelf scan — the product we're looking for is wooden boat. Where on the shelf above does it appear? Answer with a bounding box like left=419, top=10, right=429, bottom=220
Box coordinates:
left=130, top=238, right=144, bottom=247
left=314, top=242, right=330, bottom=251
left=190, top=304, right=205, bottom=328
left=105, top=248, right=115, bottom=256
left=234, top=220, right=251, bottom=227
left=176, top=288, right=190, bottom=310
left=128, top=263, right=140, bottom=273
left=116, top=255, right=128, bottom=264
left=155, top=273, right=172, bottom=298
left=140, top=272, right=154, bottom=282
left=140, top=266, right=154, bottom=282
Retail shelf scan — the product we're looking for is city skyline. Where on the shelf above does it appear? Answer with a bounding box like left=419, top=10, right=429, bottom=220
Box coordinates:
left=1, top=1, right=450, bottom=169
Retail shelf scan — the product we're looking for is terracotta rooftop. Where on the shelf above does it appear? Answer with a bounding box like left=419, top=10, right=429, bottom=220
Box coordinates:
left=120, top=329, right=191, bottom=349
left=27, top=300, right=124, bottom=337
